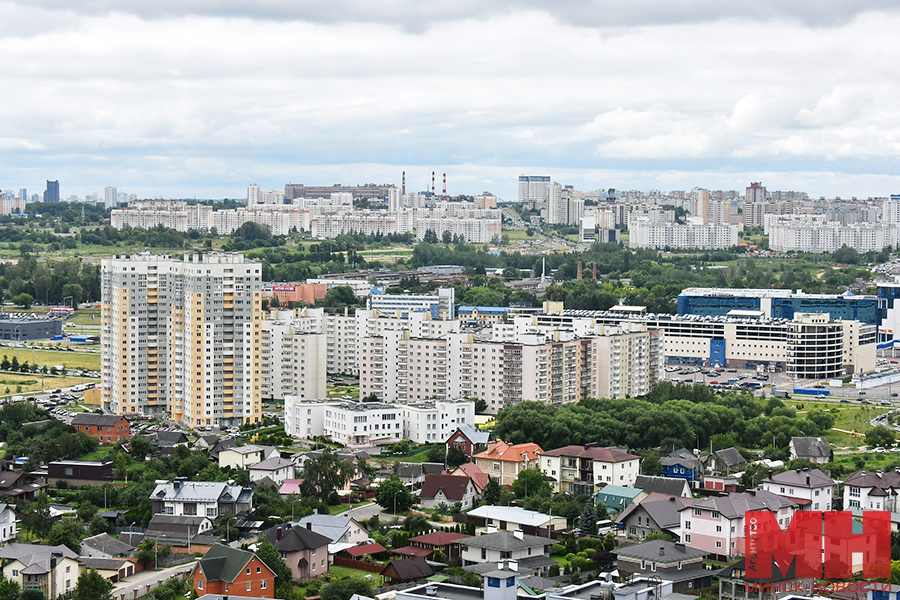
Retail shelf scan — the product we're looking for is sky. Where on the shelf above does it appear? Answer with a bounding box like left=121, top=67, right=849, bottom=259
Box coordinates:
left=3, top=1, right=900, bottom=201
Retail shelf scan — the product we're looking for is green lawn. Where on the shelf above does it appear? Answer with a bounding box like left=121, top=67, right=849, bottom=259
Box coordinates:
left=329, top=565, right=385, bottom=583
left=3, top=347, right=100, bottom=371
left=504, top=229, right=538, bottom=240
left=78, top=446, right=117, bottom=461
left=0, top=374, right=96, bottom=395
left=792, top=400, right=889, bottom=447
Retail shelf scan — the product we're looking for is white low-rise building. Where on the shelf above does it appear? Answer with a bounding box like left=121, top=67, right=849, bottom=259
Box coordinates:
left=761, top=467, right=833, bottom=512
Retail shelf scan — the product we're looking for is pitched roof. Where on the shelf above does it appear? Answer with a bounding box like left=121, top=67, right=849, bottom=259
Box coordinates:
left=473, top=441, right=542, bottom=463
left=420, top=474, right=473, bottom=502
left=341, top=543, right=387, bottom=558
left=684, top=490, right=796, bottom=519
left=616, top=493, right=694, bottom=530
left=296, top=514, right=365, bottom=544
left=223, top=444, right=277, bottom=456
left=634, top=475, right=691, bottom=497
left=269, top=526, right=331, bottom=553
left=461, top=531, right=549, bottom=551
left=790, top=437, right=830, bottom=459
left=148, top=515, right=211, bottom=534
left=249, top=457, right=294, bottom=472
left=538, top=445, right=639, bottom=463
left=198, top=544, right=266, bottom=583
left=0, top=472, right=23, bottom=490
left=467, top=505, right=553, bottom=528
left=393, top=546, right=432, bottom=558
left=844, top=469, right=900, bottom=490
left=381, top=557, right=433, bottom=580
left=71, top=414, right=126, bottom=427
left=279, top=479, right=303, bottom=495
left=409, top=531, right=471, bottom=547
left=153, top=431, right=189, bottom=445
left=78, top=557, right=130, bottom=571
left=0, top=544, right=78, bottom=573
left=450, top=463, right=489, bottom=491
left=151, top=480, right=253, bottom=505
left=447, top=425, right=491, bottom=446
left=82, top=533, right=135, bottom=556
left=763, top=468, right=833, bottom=488
left=614, top=540, right=707, bottom=562
left=714, top=447, right=747, bottom=468
left=661, top=448, right=703, bottom=470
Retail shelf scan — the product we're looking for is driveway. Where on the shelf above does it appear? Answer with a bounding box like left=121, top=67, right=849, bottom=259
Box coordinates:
left=112, top=561, right=196, bottom=600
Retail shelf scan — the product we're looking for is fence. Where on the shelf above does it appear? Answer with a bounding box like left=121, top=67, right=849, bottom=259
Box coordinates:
left=333, top=555, right=383, bottom=573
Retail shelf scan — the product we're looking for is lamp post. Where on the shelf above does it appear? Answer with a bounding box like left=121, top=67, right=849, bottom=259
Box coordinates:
left=394, top=489, right=403, bottom=515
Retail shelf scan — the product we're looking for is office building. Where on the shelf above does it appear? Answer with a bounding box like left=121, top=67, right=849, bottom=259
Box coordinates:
left=100, top=252, right=263, bottom=427
left=367, top=287, right=455, bottom=320
left=43, top=180, right=59, bottom=203
left=104, top=186, right=118, bottom=210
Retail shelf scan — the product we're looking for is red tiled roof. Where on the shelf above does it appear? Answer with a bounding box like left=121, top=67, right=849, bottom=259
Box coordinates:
left=451, top=463, right=489, bottom=491
left=342, top=543, right=387, bottom=557
left=538, top=445, right=639, bottom=462
left=473, top=441, right=542, bottom=463
left=409, top=531, right=470, bottom=547
left=392, top=546, right=432, bottom=557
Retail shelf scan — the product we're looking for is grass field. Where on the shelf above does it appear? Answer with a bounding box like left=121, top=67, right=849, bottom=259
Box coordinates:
left=0, top=347, right=100, bottom=371
left=793, top=400, right=889, bottom=447
left=504, top=229, right=538, bottom=241
left=0, top=374, right=96, bottom=395
left=329, top=565, right=385, bottom=583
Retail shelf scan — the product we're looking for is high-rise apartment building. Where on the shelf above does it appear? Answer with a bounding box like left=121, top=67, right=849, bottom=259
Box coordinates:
left=691, top=188, right=709, bottom=223
left=247, top=184, right=260, bottom=205
left=746, top=182, right=767, bottom=203
left=104, top=187, right=118, bottom=210
left=517, top=176, right=551, bottom=210
left=100, top=252, right=263, bottom=428
left=17, top=189, right=25, bottom=205
left=44, top=180, right=59, bottom=203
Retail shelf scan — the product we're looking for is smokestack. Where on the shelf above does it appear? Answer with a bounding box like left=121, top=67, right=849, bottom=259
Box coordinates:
left=577, top=256, right=583, bottom=280
left=402, top=171, right=406, bottom=195
left=443, top=173, right=446, bottom=201
left=432, top=171, right=435, bottom=196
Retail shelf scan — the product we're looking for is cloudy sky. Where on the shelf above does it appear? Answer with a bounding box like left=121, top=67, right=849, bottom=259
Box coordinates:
left=3, top=1, right=900, bottom=200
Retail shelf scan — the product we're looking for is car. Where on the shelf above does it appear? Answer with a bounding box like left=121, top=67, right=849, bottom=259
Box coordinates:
left=859, top=391, right=867, bottom=395
left=861, top=400, right=872, bottom=404
left=893, top=393, right=899, bottom=398
left=710, top=381, right=718, bottom=385
left=881, top=401, right=892, bottom=406
left=840, top=399, right=850, bottom=403
left=893, top=361, right=899, bottom=364
left=873, top=447, right=887, bottom=453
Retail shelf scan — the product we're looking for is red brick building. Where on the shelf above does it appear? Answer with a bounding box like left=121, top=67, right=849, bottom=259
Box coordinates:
left=194, top=544, right=276, bottom=598
left=70, top=414, right=131, bottom=445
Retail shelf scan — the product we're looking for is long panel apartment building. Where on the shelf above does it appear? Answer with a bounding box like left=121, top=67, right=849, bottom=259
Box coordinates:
left=101, top=252, right=263, bottom=427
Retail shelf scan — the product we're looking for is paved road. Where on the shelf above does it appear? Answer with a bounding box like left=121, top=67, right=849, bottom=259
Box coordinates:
left=112, top=561, right=196, bottom=599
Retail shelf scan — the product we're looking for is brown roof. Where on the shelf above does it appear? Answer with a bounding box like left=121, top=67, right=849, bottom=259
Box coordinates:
left=420, top=474, right=472, bottom=502
left=538, top=444, right=639, bottom=462
left=450, top=463, right=489, bottom=491
left=381, top=557, right=433, bottom=581
left=392, top=546, right=432, bottom=558
left=341, top=543, right=387, bottom=558
left=409, top=531, right=471, bottom=547
left=473, top=441, right=542, bottom=463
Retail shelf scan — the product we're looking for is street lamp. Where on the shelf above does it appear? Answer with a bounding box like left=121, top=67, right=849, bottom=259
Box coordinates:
left=394, top=489, right=403, bottom=515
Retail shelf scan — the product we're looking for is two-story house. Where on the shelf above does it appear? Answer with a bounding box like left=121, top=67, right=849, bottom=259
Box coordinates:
left=446, top=425, right=492, bottom=457
left=218, top=445, right=280, bottom=470
left=473, top=441, right=542, bottom=487
left=466, top=505, right=567, bottom=537
left=194, top=543, right=276, bottom=597
left=679, top=490, right=797, bottom=561
left=460, top=530, right=555, bottom=577
left=0, top=544, right=79, bottom=599
left=660, top=448, right=704, bottom=484
left=296, top=514, right=369, bottom=554
left=249, top=457, right=295, bottom=485
left=617, top=493, right=695, bottom=541
left=268, top=524, right=331, bottom=581
left=761, top=467, right=834, bottom=511
left=843, top=469, right=900, bottom=511
left=150, top=478, right=253, bottom=520
left=0, top=503, right=17, bottom=543
left=538, top=443, right=640, bottom=493
left=790, top=436, right=831, bottom=465
left=71, top=414, right=131, bottom=445
left=614, top=540, right=712, bottom=593
left=419, top=474, right=480, bottom=510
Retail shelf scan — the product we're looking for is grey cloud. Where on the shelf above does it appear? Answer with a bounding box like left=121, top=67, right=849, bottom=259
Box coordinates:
left=8, top=0, right=900, bottom=29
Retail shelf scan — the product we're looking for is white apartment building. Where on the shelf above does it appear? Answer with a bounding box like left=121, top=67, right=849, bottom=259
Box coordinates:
left=766, top=214, right=900, bottom=253
left=368, top=287, right=455, bottom=320
left=518, top=175, right=551, bottom=209
left=761, top=468, right=834, bottom=512
left=629, top=220, right=740, bottom=250
left=283, top=397, right=474, bottom=446
left=259, top=315, right=327, bottom=400
left=100, top=252, right=263, bottom=427
left=415, top=217, right=502, bottom=244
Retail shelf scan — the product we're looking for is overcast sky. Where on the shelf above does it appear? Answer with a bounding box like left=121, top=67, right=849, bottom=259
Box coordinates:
left=3, top=1, right=900, bottom=201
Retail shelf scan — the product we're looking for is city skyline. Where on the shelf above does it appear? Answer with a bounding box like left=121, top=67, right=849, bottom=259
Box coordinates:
left=3, top=2, right=900, bottom=200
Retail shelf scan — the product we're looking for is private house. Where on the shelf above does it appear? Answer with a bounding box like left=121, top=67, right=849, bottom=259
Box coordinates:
left=449, top=463, right=490, bottom=493
left=209, top=439, right=238, bottom=462
left=717, top=558, right=814, bottom=600
left=268, top=524, right=331, bottom=581
left=193, top=435, right=221, bottom=451
left=473, top=441, right=542, bottom=487
left=0, top=544, right=80, bottom=599
left=617, top=493, right=694, bottom=541
left=80, top=533, right=136, bottom=559
left=538, top=443, right=641, bottom=493
left=594, top=485, right=643, bottom=516
left=790, top=437, right=831, bottom=464
left=47, top=460, right=113, bottom=486
left=446, top=425, right=492, bottom=457
left=466, top=505, right=566, bottom=538
left=249, top=457, right=295, bottom=485
left=152, top=430, right=190, bottom=452
left=634, top=475, right=693, bottom=498
left=0, top=503, right=17, bottom=543
left=679, top=490, right=797, bottom=560
left=660, top=448, right=704, bottom=483
left=77, top=557, right=135, bottom=583
left=0, top=471, right=46, bottom=501
left=843, top=469, right=900, bottom=512
left=194, top=543, right=275, bottom=598
left=706, top=448, right=748, bottom=475
left=381, top=557, right=434, bottom=584
left=150, top=478, right=253, bottom=519
left=460, top=530, right=555, bottom=577
left=70, top=414, right=131, bottom=445
left=761, top=467, right=834, bottom=511
left=218, top=445, right=280, bottom=470
left=405, top=531, right=471, bottom=562
left=143, top=514, right=217, bottom=550
left=419, top=474, right=479, bottom=510
left=295, top=514, right=369, bottom=554
left=613, top=540, right=711, bottom=593
left=397, top=462, right=445, bottom=489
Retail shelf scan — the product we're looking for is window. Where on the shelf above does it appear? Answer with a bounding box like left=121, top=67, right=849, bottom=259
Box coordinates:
left=711, top=511, right=720, bottom=519
left=262, top=579, right=267, bottom=589
left=693, top=508, right=702, bottom=516
left=198, top=580, right=204, bottom=590
left=66, top=566, right=71, bottom=573
left=247, top=568, right=251, bottom=575
left=684, top=535, right=691, bottom=543
left=684, top=521, right=691, bottom=530
left=257, top=567, right=261, bottom=574
left=247, top=582, right=252, bottom=591
left=715, top=541, right=722, bottom=548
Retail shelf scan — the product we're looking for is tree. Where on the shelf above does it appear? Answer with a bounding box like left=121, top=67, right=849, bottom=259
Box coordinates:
left=136, top=539, right=171, bottom=568
left=12, top=293, right=34, bottom=309
left=299, top=448, right=355, bottom=500
left=512, top=468, right=550, bottom=499
left=48, top=518, right=87, bottom=552
left=473, top=398, right=487, bottom=414
left=20, top=590, right=45, bottom=600
left=129, top=435, right=153, bottom=461
left=422, top=229, right=439, bottom=244
left=376, top=475, right=413, bottom=513
left=0, top=579, right=20, bottom=600
left=0, top=356, right=7, bottom=371
left=426, top=445, right=446, bottom=464
left=73, top=568, right=113, bottom=600
left=321, top=579, right=374, bottom=600
left=447, top=446, right=468, bottom=468
left=322, top=286, right=357, bottom=310
left=256, top=537, right=293, bottom=586
left=640, top=450, right=662, bottom=476
left=213, top=511, right=238, bottom=541
left=89, top=514, right=110, bottom=536
left=115, top=452, right=129, bottom=479
left=483, top=476, right=501, bottom=505
left=867, top=425, right=896, bottom=448
left=442, top=230, right=453, bottom=244
left=21, top=491, right=52, bottom=538
left=577, top=501, right=597, bottom=536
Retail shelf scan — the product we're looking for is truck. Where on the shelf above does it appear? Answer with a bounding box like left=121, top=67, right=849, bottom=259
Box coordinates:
left=774, top=390, right=791, bottom=399
left=793, top=387, right=829, bottom=396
